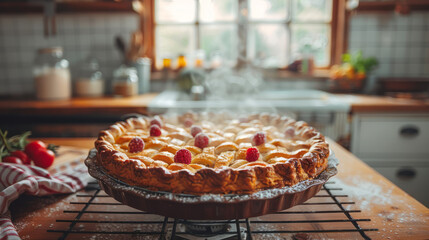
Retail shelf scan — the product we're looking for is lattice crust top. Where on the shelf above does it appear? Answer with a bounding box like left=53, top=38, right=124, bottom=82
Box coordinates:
left=95, top=113, right=330, bottom=194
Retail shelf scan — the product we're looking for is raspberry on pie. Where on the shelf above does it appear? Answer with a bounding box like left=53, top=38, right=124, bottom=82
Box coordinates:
left=194, top=133, right=209, bottom=149
left=174, top=149, right=192, bottom=164
left=190, top=125, right=203, bottom=137
left=246, top=147, right=260, bottom=162
left=150, top=125, right=162, bottom=137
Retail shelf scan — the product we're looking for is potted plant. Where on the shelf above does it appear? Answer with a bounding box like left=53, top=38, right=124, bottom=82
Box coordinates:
left=329, top=51, right=378, bottom=92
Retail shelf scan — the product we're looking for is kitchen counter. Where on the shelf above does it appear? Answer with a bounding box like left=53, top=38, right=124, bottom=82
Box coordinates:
left=1, top=93, right=429, bottom=115
left=0, top=94, right=158, bottom=116
left=0, top=94, right=157, bottom=137
left=350, top=95, right=429, bottom=113
left=10, top=138, right=429, bottom=239
left=2, top=92, right=429, bottom=138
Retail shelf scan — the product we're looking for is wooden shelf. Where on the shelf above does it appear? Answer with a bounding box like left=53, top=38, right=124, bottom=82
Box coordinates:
left=0, top=1, right=135, bottom=14
left=356, top=0, right=429, bottom=12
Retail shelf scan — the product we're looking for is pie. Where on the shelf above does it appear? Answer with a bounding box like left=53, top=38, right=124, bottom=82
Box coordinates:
left=95, top=113, right=330, bottom=195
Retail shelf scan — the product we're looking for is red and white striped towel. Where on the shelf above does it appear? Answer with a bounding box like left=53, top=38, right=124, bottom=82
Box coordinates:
left=0, top=158, right=91, bottom=240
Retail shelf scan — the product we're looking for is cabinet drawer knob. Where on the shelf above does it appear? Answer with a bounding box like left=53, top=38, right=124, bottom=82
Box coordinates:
left=396, top=167, right=416, bottom=180
left=399, top=125, right=419, bottom=138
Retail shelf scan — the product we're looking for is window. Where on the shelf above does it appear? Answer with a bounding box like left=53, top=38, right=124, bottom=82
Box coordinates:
left=154, top=0, right=333, bottom=69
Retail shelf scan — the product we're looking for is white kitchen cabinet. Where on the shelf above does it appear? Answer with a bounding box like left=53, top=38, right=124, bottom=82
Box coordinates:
left=351, top=113, right=429, bottom=207
left=372, top=164, right=429, bottom=207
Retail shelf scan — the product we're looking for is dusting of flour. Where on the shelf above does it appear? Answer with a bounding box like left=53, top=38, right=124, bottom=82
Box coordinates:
left=334, top=177, right=394, bottom=210
left=333, top=176, right=428, bottom=239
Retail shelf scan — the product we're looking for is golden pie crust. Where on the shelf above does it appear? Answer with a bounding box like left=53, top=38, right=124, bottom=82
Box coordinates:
left=95, top=113, right=330, bottom=194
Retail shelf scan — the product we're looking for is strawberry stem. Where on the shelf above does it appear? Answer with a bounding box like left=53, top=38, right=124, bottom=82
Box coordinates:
left=47, top=144, right=59, bottom=155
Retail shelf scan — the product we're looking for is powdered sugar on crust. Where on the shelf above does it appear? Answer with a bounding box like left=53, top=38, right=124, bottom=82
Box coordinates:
left=94, top=113, right=331, bottom=195
left=86, top=149, right=338, bottom=204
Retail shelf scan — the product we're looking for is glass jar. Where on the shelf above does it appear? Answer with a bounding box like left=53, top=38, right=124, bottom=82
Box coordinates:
left=177, top=54, right=187, bottom=69
left=133, top=57, right=151, bottom=94
left=162, top=57, right=172, bottom=69
left=112, top=65, right=138, bottom=97
left=75, top=57, right=104, bottom=97
left=33, top=47, right=71, bottom=100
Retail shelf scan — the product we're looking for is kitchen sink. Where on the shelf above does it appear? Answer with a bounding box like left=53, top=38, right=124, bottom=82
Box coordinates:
left=147, top=89, right=357, bottom=141
left=148, top=89, right=357, bottom=114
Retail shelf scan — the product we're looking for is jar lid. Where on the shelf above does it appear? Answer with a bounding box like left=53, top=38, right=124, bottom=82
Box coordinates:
left=135, top=57, right=151, bottom=65
left=38, top=47, right=63, bottom=54
left=114, top=65, right=138, bottom=79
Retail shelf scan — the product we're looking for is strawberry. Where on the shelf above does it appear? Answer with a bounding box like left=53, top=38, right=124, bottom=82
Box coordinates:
left=2, top=156, right=23, bottom=164
left=24, top=141, right=47, bottom=158
left=11, top=150, right=31, bottom=165
left=32, top=149, right=55, bottom=169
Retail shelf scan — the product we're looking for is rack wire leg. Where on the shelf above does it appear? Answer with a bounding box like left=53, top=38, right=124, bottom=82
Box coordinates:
left=159, top=216, right=168, bottom=240
left=235, top=219, right=242, bottom=240
left=171, top=218, right=178, bottom=240
left=245, top=218, right=252, bottom=240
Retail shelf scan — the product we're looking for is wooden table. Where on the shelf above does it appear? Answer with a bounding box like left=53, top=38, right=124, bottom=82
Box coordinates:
left=10, top=138, right=429, bottom=240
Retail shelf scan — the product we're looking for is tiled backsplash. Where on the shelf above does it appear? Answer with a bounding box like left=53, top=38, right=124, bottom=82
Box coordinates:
left=0, top=13, right=139, bottom=96
left=348, top=11, right=429, bottom=78
left=0, top=11, right=428, bottom=96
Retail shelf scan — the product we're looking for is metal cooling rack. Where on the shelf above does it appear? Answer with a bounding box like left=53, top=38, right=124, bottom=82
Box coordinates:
left=48, top=181, right=378, bottom=240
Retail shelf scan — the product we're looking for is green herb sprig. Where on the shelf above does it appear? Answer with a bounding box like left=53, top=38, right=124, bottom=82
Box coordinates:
left=0, top=130, right=31, bottom=158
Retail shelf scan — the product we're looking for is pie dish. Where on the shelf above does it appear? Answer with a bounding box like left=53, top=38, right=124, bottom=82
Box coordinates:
left=85, top=149, right=338, bottom=220
left=94, top=112, right=330, bottom=195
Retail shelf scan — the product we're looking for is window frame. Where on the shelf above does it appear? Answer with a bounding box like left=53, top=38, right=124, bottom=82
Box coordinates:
left=141, top=0, right=347, bottom=72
